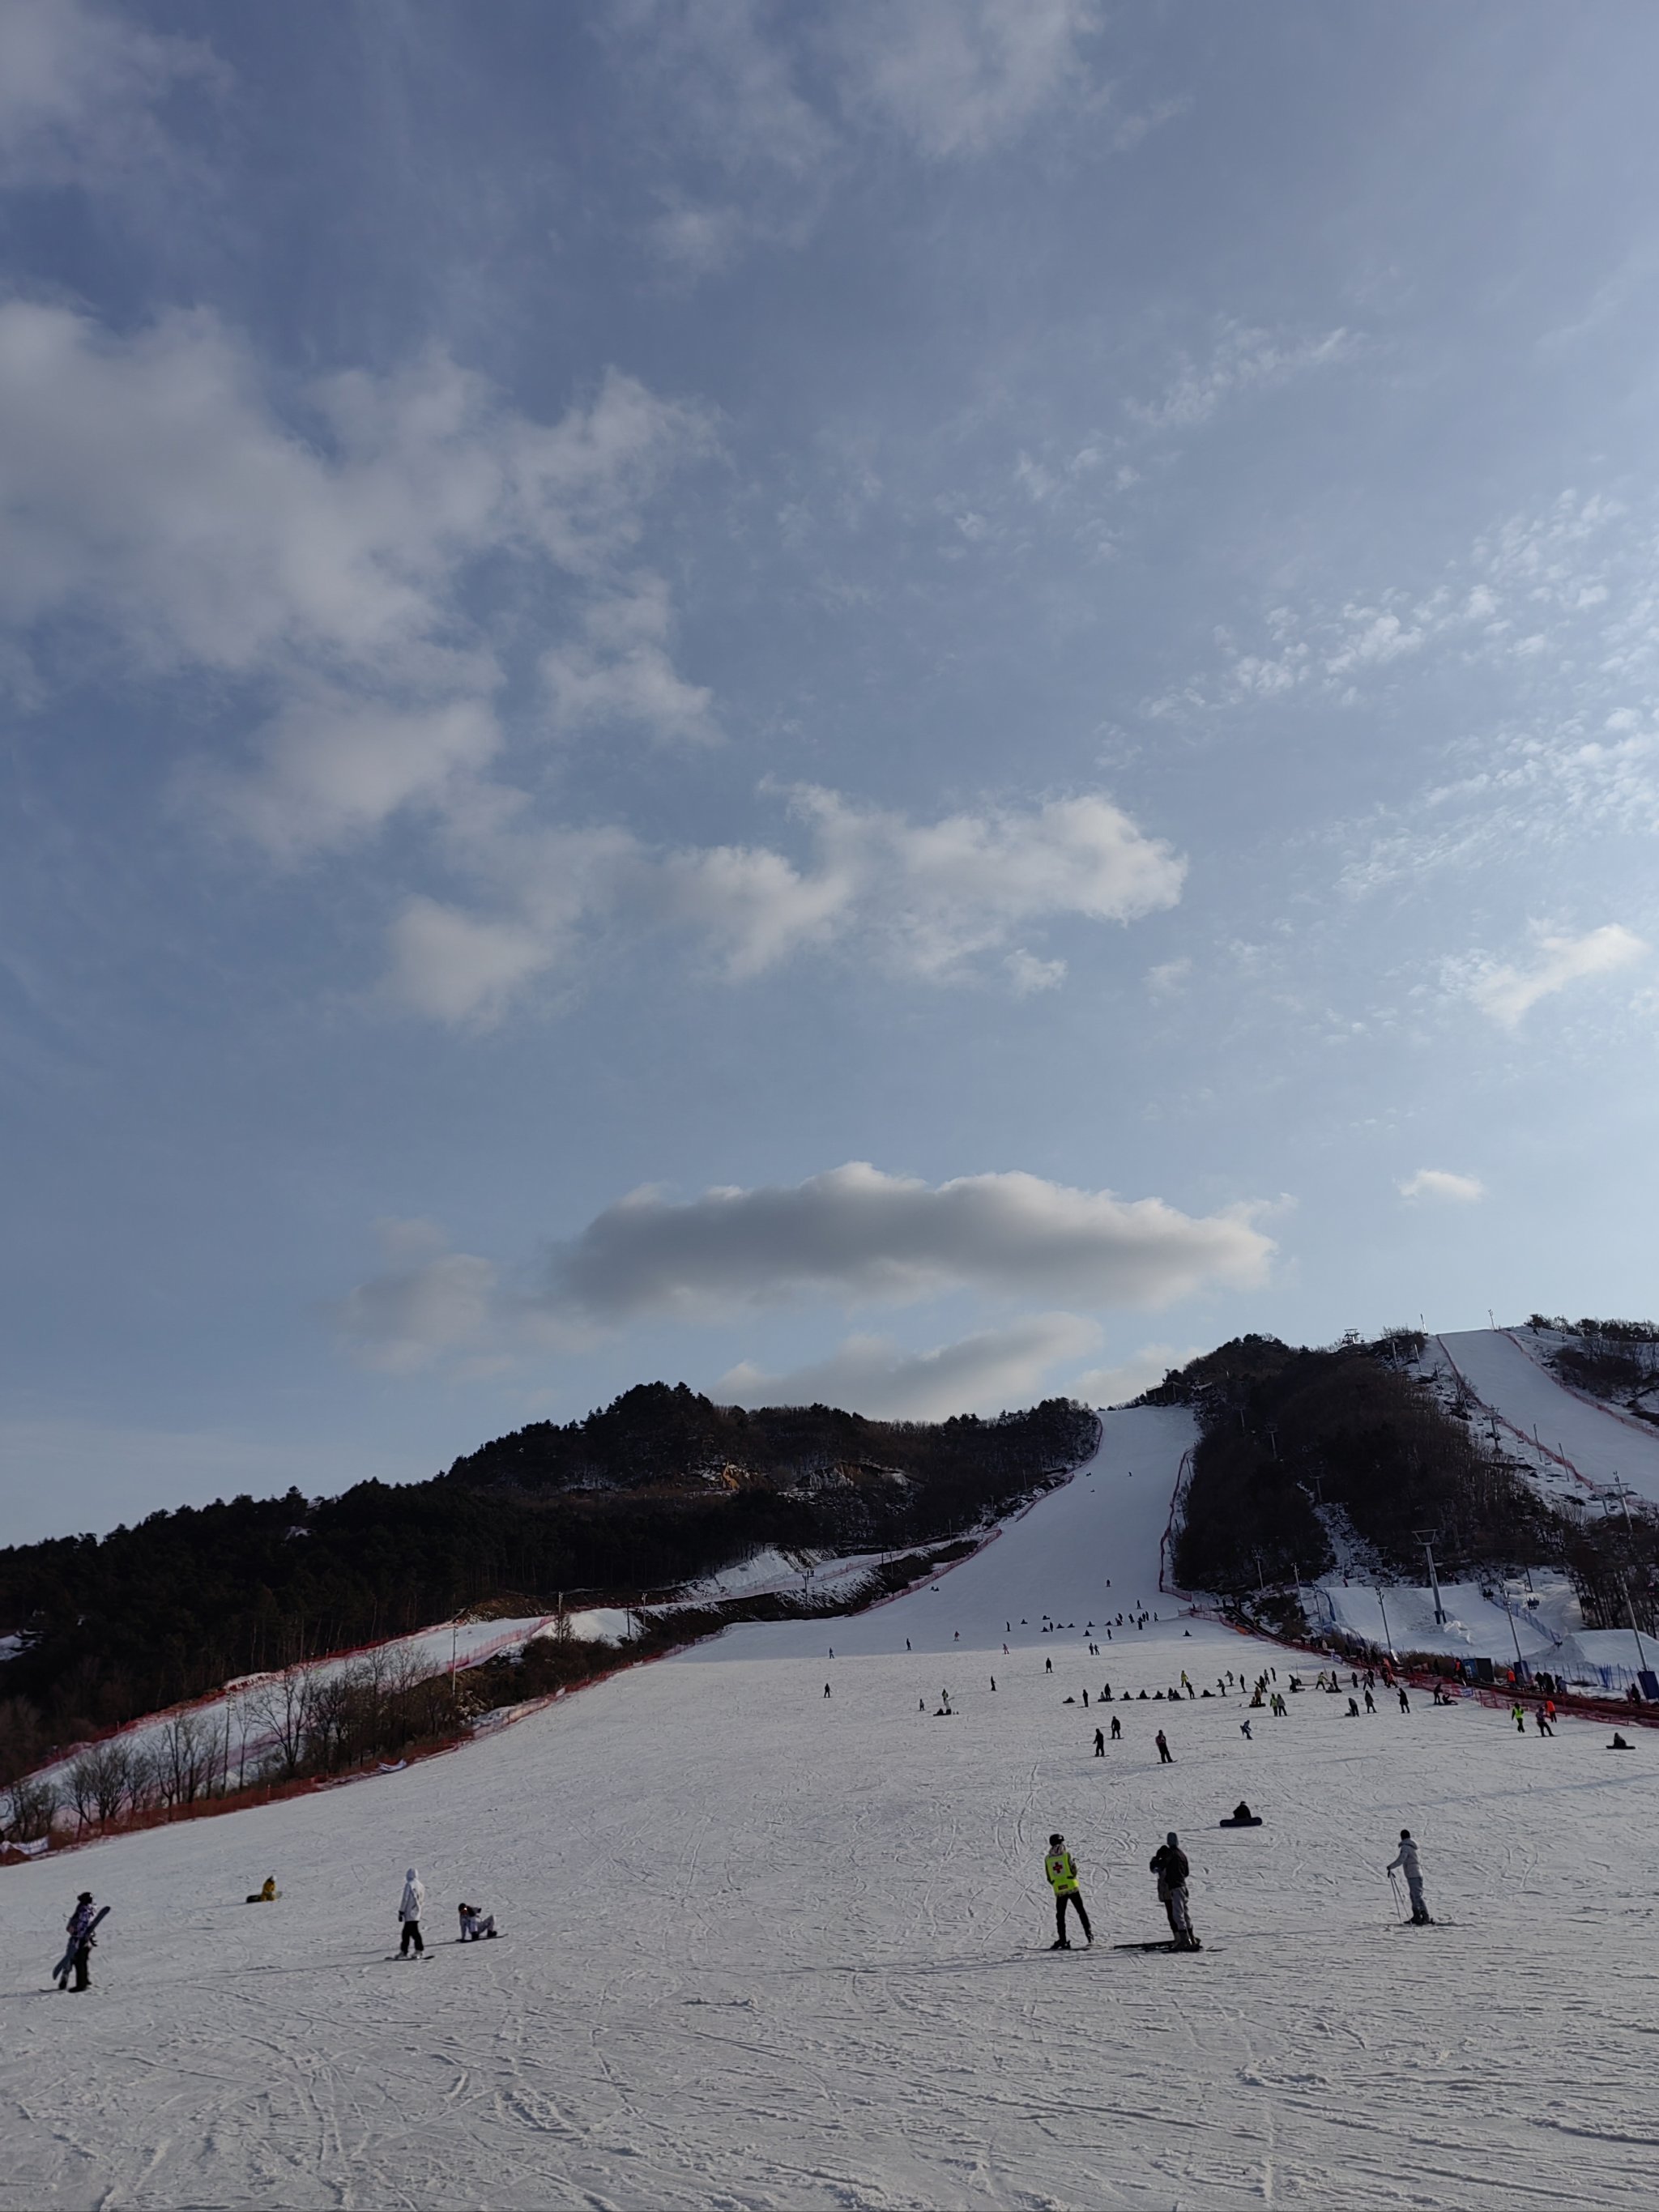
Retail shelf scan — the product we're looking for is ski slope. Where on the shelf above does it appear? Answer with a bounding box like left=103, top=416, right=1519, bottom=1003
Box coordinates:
left=1434, top=1328, right=1659, bottom=1504
left=3, top=1405, right=1657, bottom=2211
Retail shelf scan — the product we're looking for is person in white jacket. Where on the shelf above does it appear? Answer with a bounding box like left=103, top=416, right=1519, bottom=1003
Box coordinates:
left=399, top=1869, right=426, bottom=1956
left=1387, top=1829, right=1430, bottom=1924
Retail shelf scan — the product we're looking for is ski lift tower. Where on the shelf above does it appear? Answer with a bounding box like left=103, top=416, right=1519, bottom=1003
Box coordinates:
left=1414, top=1528, right=1448, bottom=1627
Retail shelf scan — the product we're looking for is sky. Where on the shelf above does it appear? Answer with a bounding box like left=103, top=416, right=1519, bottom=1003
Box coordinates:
left=3, top=1, right=1659, bottom=1543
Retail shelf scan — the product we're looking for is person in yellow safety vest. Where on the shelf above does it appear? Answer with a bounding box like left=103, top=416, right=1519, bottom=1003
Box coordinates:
left=1043, top=1833, right=1093, bottom=1950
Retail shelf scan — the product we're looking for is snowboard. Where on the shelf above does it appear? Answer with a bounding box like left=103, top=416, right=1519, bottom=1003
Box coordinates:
left=386, top=1950, right=435, bottom=1961
left=1112, top=1937, right=1205, bottom=1953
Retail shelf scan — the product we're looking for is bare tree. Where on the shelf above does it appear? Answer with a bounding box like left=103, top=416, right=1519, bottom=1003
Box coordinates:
left=2, top=1772, right=57, bottom=1843
left=241, top=1666, right=315, bottom=1783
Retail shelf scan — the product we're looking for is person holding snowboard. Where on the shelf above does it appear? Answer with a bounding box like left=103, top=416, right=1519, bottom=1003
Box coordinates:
left=1149, top=1833, right=1199, bottom=1949
left=1387, top=1829, right=1431, bottom=1924
left=57, top=1892, right=100, bottom=1992
left=1043, top=1833, right=1093, bottom=1950
left=399, top=1867, right=427, bottom=1956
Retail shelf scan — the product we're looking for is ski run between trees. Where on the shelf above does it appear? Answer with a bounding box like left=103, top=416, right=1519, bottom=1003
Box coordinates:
left=2, top=1401, right=1656, bottom=2210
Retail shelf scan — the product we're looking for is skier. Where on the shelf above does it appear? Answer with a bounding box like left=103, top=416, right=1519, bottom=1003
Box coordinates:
left=399, top=1867, right=427, bottom=1956
left=56, top=1892, right=100, bottom=1992
left=1155, top=1728, right=1171, bottom=1762
left=1110, top=1715, right=1122, bottom=1740
left=1149, top=1833, right=1199, bottom=1949
left=1043, top=1833, right=1093, bottom=1950
left=1093, top=1727, right=1105, bottom=1756
left=1387, top=1829, right=1431, bottom=1924
left=457, top=1901, right=498, bottom=1941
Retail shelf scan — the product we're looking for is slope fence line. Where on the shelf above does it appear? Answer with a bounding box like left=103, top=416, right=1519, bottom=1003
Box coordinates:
left=1434, top=1335, right=1598, bottom=1498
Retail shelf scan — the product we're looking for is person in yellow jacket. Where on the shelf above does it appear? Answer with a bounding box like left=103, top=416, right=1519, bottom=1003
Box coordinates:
left=1043, top=1833, right=1093, bottom=1950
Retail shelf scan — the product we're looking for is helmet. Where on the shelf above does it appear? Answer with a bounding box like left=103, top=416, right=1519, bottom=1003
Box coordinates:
left=1048, top=1833, right=1063, bottom=1848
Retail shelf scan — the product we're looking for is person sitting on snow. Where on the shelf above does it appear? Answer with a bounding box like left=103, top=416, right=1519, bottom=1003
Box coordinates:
left=457, top=1901, right=498, bottom=1941
left=245, top=1876, right=279, bottom=1903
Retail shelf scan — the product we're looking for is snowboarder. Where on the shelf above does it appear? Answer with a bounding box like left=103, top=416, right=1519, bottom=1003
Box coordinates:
left=399, top=1868, right=427, bottom=1956
left=1043, top=1834, right=1093, bottom=1950
left=1045, top=1657, right=1052, bottom=1674
left=1110, top=1715, right=1122, bottom=1740
left=1397, top=1687, right=1410, bottom=1714
left=1512, top=1704, right=1526, bottom=1733
left=1239, top=1719, right=1252, bottom=1740
left=245, top=1876, right=279, bottom=1903
left=1093, top=1727, right=1105, bottom=1755
left=1155, top=1728, right=1171, bottom=1762
left=824, top=1683, right=831, bottom=1698
left=457, top=1902, right=498, bottom=1941
left=56, top=1892, right=100, bottom=1992
left=1149, top=1833, right=1198, bottom=1948
left=1536, top=1707, right=1554, bottom=1737
left=1387, top=1829, right=1430, bottom=1924
left=1363, top=1690, right=1376, bottom=1714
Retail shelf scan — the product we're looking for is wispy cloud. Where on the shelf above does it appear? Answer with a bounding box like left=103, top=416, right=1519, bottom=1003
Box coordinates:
left=1072, top=1341, right=1201, bottom=1404
left=388, top=785, right=1186, bottom=1023
left=1458, top=923, right=1648, bottom=1028
left=719, top=1311, right=1101, bottom=1420
left=1398, top=1169, right=1484, bottom=1204
left=1128, top=322, right=1356, bottom=433
left=0, top=0, right=221, bottom=192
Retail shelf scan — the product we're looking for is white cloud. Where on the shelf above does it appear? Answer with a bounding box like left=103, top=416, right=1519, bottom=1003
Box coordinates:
left=386, top=900, right=556, bottom=1028
left=205, top=694, right=502, bottom=859
left=1073, top=1342, right=1203, bottom=1406
left=0, top=302, right=714, bottom=848
left=1462, top=923, right=1648, bottom=1028
left=0, top=0, right=218, bottom=190
left=1146, top=956, right=1191, bottom=998
left=719, top=1311, right=1102, bottom=1420
left=1397, top=1170, right=1485, bottom=1204
left=388, top=783, right=1185, bottom=1021
left=331, top=1219, right=499, bottom=1374
left=834, top=0, right=1102, bottom=158
left=547, top=1161, right=1273, bottom=1323
left=543, top=573, right=717, bottom=744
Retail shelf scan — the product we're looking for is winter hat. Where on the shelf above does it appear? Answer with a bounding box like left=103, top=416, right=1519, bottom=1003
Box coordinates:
left=1048, top=1833, right=1063, bottom=1848
left=1166, top=1832, right=1179, bottom=1848
left=77, top=1890, right=92, bottom=1903
left=1400, top=1828, right=1411, bottom=1840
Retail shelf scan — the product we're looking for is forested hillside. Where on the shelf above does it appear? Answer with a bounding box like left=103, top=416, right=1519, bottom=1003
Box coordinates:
left=1163, top=1332, right=1659, bottom=1639
left=0, top=1388, right=1096, bottom=1775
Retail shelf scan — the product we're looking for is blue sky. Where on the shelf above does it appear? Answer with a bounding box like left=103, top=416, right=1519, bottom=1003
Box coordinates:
left=3, top=1, right=1658, bottom=1541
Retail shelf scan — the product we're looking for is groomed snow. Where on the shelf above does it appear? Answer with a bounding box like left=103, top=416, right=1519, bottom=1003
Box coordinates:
left=1434, top=1328, right=1659, bottom=1505
left=2, top=1404, right=1657, bottom=2210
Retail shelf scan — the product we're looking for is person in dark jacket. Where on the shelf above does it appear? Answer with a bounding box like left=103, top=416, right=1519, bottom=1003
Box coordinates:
left=1149, top=1833, right=1199, bottom=1948
left=58, top=1893, right=100, bottom=1991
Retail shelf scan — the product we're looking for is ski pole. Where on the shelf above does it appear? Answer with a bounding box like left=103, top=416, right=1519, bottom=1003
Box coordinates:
left=1388, top=1869, right=1404, bottom=1922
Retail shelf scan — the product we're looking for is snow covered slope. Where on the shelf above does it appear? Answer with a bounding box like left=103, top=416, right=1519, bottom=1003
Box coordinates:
left=2, top=1406, right=1657, bottom=2211
left=1434, top=1328, right=1659, bottom=1502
